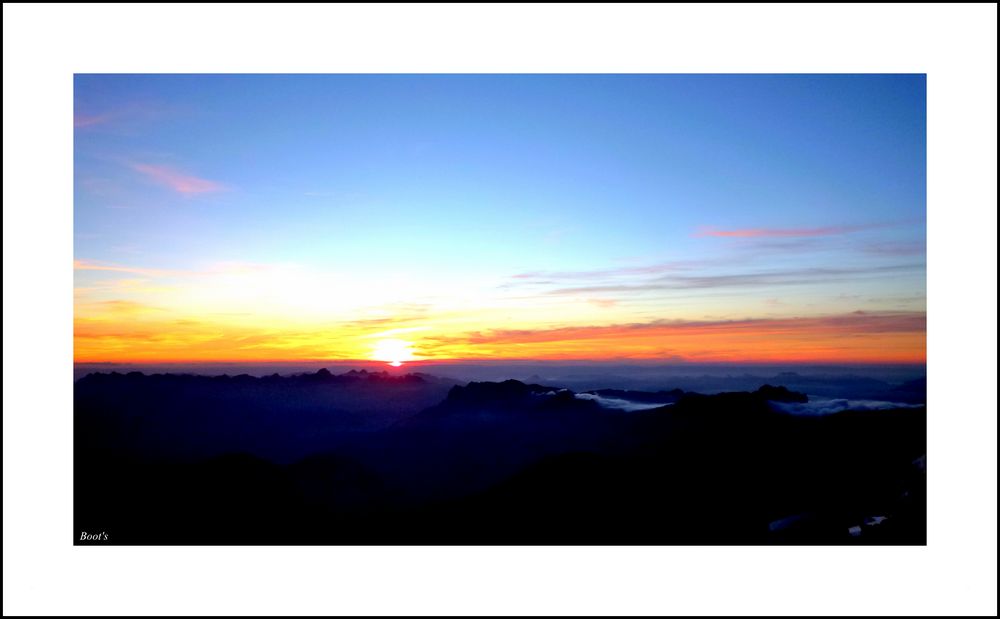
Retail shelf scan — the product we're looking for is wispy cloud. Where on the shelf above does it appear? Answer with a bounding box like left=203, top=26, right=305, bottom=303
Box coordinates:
left=74, top=258, right=304, bottom=281
left=130, top=163, right=225, bottom=195
left=695, top=224, right=881, bottom=238
left=74, top=113, right=113, bottom=128
left=863, top=241, right=926, bottom=257
left=546, top=263, right=924, bottom=296
left=511, top=259, right=711, bottom=282
left=73, top=259, right=174, bottom=278
left=436, top=311, right=927, bottom=346
left=85, top=300, right=166, bottom=317
left=74, top=100, right=180, bottom=133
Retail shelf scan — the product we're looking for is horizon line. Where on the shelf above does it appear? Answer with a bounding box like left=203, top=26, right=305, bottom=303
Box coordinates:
left=74, top=358, right=927, bottom=367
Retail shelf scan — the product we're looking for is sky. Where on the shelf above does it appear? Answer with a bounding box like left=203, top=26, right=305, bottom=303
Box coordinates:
left=74, top=74, right=926, bottom=365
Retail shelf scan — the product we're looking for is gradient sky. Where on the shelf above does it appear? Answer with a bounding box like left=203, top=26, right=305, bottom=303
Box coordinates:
left=74, top=74, right=926, bottom=364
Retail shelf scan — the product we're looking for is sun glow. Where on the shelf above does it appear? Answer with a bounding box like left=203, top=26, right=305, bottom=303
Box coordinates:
left=372, top=338, right=416, bottom=367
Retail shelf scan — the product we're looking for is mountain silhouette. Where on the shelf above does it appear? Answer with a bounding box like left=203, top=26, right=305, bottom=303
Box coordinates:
left=74, top=372, right=925, bottom=545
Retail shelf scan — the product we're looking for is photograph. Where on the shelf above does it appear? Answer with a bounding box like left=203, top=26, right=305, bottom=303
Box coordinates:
left=73, top=73, right=928, bottom=545
left=5, top=2, right=997, bottom=616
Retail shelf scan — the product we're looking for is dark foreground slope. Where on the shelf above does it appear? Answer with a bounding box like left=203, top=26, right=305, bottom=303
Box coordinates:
left=74, top=371, right=925, bottom=545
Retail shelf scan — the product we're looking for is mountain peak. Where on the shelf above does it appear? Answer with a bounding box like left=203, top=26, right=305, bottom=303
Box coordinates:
left=754, top=384, right=808, bottom=403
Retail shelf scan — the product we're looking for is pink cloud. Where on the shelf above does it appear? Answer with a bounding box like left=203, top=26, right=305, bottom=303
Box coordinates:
left=74, top=113, right=113, bottom=128
left=696, top=224, right=876, bottom=238
left=74, top=101, right=178, bottom=131
left=130, top=163, right=225, bottom=195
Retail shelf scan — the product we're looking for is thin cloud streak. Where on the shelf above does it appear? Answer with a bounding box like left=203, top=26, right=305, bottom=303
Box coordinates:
left=74, top=100, right=180, bottom=132
left=130, top=163, right=226, bottom=195
left=863, top=241, right=927, bottom=257
left=511, top=261, right=703, bottom=281
left=434, top=311, right=927, bottom=346
left=696, top=224, right=885, bottom=238
left=73, top=259, right=176, bottom=278
left=74, top=113, right=113, bottom=128
left=547, top=263, right=925, bottom=296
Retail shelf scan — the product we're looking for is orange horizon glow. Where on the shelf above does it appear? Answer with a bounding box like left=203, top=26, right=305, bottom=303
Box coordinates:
left=72, top=256, right=926, bottom=367
left=74, top=310, right=926, bottom=366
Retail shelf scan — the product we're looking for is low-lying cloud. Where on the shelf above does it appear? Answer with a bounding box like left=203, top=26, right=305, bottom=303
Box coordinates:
left=770, top=398, right=924, bottom=415
left=574, top=392, right=674, bottom=412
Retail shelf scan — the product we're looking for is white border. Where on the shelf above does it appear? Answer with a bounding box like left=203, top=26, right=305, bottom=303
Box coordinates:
left=3, top=3, right=997, bottom=616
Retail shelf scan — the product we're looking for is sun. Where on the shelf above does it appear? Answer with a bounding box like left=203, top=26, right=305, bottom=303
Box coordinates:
left=371, top=338, right=415, bottom=367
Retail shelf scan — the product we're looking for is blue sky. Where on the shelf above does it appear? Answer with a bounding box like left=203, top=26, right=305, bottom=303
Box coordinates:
left=74, top=74, right=926, bottom=363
